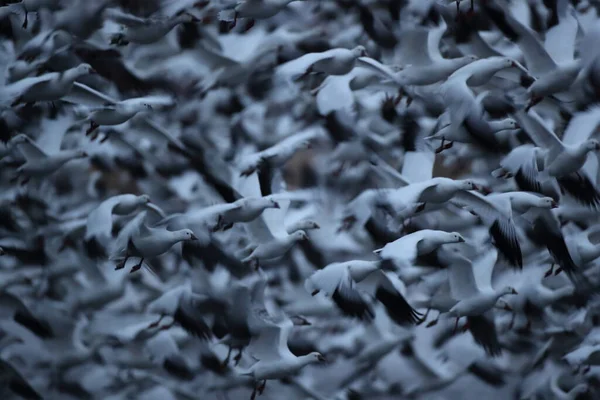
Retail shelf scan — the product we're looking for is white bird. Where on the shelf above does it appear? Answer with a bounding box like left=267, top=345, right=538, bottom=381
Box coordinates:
left=373, top=229, right=466, bottom=272
left=305, top=260, right=422, bottom=324
left=5, top=63, right=95, bottom=106
left=85, top=194, right=165, bottom=248
left=276, top=46, right=368, bottom=80
left=110, top=211, right=198, bottom=273
left=106, top=8, right=198, bottom=45
left=447, top=247, right=518, bottom=332
left=239, top=309, right=325, bottom=400
left=10, top=133, right=88, bottom=184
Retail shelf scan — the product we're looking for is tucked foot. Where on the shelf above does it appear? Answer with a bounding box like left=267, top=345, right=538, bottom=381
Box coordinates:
left=129, top=258, right=144, bottom=273
left=115, top=257, right=128, bottom=270
left=234, top=349, right=243, bottom=366
left=258, top=380, right=266, bottom=395
left=426, top=319, right=439, bottom=328
left=554, top=267, right=563, bottom=276
left=544, top=264, right=554, bottom=278
left=86, top=121, right=99, bottom=136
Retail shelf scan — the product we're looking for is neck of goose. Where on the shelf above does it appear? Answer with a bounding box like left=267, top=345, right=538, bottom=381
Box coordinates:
left=294, top=354, right=318, bottom=369
left=63, top=68, right=85, bottom=83
left=489, top=119, right=513, bottom=132
left=169, top=230, right=189, bottom=245
left=576, top=142, right=594, bottom=158
left=56, top=150, right=81, bottom=161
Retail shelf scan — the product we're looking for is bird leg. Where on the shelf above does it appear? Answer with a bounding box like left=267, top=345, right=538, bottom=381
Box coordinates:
left=86, top=121, right=99, bottom=136
left=435, top=137, right=454, bottom=154
left=115, top=257, right=129, bottom=270
left=129, top=258, right=144, bottom=273
left=554, top=266, right=563, bottom=276
left=243, top=19, right=255, bottom=32
left=147, top=314, right=165, bottom=329
left=508, top=312, right=516, bottom=329
left=232, top=11, right=238, bottom=28
left=544, top=263, right=554, bottom=278
left=22, top=7, right=28, bottom=29
left=234, top=348, right=243, bottom=366
left=258, top=380, right=267, bottom=395
left=221, top=346, right=232, bottom=368
left=252, top=259, right=260, bottom=271
left=525, top=96, right=543, bottom=112
left=250, top=384, right=258, bottom=400
left=525, top=318, right=532, bottom=332
left=452, top=317, right=460, bottom=334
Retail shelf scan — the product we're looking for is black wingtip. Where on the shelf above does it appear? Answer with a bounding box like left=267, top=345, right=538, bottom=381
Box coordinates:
left=556, top=173, right=600, bottom=209
left=490, top=219, right=523, bottom=270
left=467, top=315, right=502, bottom=357
left=174, top=300, right=213, bottom=340
left=375, top=286, right=422, bottom=325
left=331, top=286, right=374, bottom=321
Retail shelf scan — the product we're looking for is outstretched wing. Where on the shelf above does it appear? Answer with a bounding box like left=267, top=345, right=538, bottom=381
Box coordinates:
left=12, top=134, right=47, bottom=160
left=110, top=211, right=149, bottom=259
left=85, top=195, right=123, bottom=242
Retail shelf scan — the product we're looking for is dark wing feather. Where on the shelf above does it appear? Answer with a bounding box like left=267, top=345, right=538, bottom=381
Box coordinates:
left=332, top=275, right=374, bottom=321
left=556, top=172, right=600, bottom=208
left=467, top=314, right=502, bottom=357
left=490, top=218, right=523, bottom=270
left=375, top=285, right=422, bottom=325
left=174, top=296, right=213, bottom=340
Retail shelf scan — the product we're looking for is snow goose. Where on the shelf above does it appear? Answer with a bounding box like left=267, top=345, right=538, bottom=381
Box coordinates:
left=235, top=174, right=320, bottom=270
left=6, top=63, right=95, bottom=106
left=218, top=0, right=305, bottom=26
left=373, top=229, right=466, bottom=272
left=239, top=311, right=325, bottom=400
left=110, top=211, right=198, bottom=273
left=275, top=45, right=368, bottom=80
left=105, top=8, right=198, bottom=46
left=439, top=57, right=527, bottom=133
left=513, top=109, right=600, bottom=207
left=482, top=0, right=581, bottom=109
left=447, top=246, right=518, bottom=334
left=84, top=193, right=165, bottom=252
left=357, top=22, right=478, bottom=88
left=305, top=260, right=422, bottom=324
left=77, top=97, right=166, bottom=137
left=10, top=132, right=88, bottom=185
left=452, top=190, right=524, bottom=269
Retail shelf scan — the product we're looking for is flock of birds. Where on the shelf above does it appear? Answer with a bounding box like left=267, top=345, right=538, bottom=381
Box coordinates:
left=6, top=0, right=600, bottom=399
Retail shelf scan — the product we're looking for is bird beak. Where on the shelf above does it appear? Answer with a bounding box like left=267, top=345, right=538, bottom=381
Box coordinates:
left=313, top=223, right=321, bottom=229
left=551, top=201, right=559, bottom=208
left=511, top=288, right=518, bottom=295
left=503, top=303, right=513, bottom=311
left=311, top=290, right=320, bottom=296
left=273, top=202, right=280, bottom=209
left=479, top=186, right=492, bottom=195
left=190, top=234, right=199, bottom=240
left=81, top=152, right=89, bottom=157
left=90, top=68, right=98, bottom=74
left=317, top=354, right=326, bottom=362
left=458, top=236, right=466, bottom=243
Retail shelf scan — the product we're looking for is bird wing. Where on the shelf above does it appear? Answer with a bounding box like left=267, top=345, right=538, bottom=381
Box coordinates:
left=85, top=195, right=123, bottom=241
left=356, top=56, right=401, bottom=84
left=304, top=263, right=345, bottom=296
left=316, top=73, right=356, bottom=116
left=426, top=21, right=447, bottom=63
left=401, top=148, right=435, bottom=183
left=110, top=211, right=149, bottom=259
left=104, top=7, right=150, bottom=27
left=543, top=0, right=578, bottom=65
left=275, top=49, right=339, bottom=78
left=248, top=320, right=293, bottom=361
left=35, top=113, right=73, bottom=155
left=514, top=110, right=564, bottom=154
left=448, top=253, right=480, bottom=300
left=12, top=134, right=47, bottom=160
left=397, top=27, right=432, bottom=66
left=452, top=190, right=511, bottom=222
left=471, top=246, right=499, bottom=291
left=562, top=105, right=600, bottom=180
